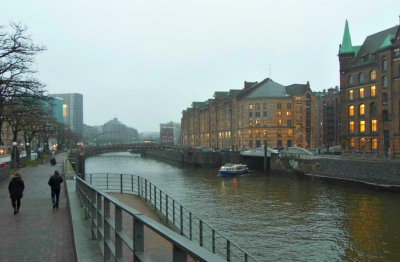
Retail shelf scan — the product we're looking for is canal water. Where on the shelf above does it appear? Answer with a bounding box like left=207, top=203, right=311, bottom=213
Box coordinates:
left=86, top=152, right=400, bottom=262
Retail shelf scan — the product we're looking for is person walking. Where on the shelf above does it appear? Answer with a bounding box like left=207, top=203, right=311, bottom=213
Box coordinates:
left=48, top=170, right=63, bottom=209
left=8, top=172, right=25, bottom=215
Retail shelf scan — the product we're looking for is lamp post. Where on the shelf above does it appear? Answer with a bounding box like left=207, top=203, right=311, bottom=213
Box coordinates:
left=12, top=141, right=17, bottom=169
left=26, top=142, right=31, bottom=160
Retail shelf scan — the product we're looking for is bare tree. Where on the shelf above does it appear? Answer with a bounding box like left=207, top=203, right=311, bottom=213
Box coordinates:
left=0, top=22, right=46, bottom=145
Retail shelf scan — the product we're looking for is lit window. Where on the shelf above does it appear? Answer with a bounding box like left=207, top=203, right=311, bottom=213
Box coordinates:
left=349, top=138, right=355, bottom=149
left=278, top=119, right=282, bottom=125
left=249, top=130, right=253, bottom=137
left=360, top=138, right=366, bottom=149
left=348, top=90, right=353, bottom=100
left=62, top=104, right=68, bottom=117
left=360, top=121, right=365, bottom=132
left=255, top=120, right=261, bottom=126
left=359, top=88, right=364, bottom=99
left=286, top=111, right=291, bottom=116
left=263, top=120, right=268, bottom=126
left=287, top=130, right=292, bottom=137
left=371, top=120, right=377, bottom=132
left=263, top=130, right=267, bottom=137
left=349, top=121, right=354, bottom=132
left=370, top=70, right=376, bottom=80
left=371, top=138, right=378, bottom=150
left=371, top=86, right=376, bottom=97
left=255, top=129, right=260, bottom=137
left=277, top=111, right=282, bottom=117
left=359, top=104, right=365, bottom=115
left=238, top=130, right=242, bottom=136
left=249, top=104, right=253, bottom=110
left=349, top=106, right=354, bottom=116
left=277, top=130, right=282, bottom=137
left=249, top=121, right=253, bottom=127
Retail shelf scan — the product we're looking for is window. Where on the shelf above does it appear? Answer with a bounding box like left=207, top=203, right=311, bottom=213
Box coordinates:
left=249, top=141, right=253, bottom=148
left=249, top=130, right=253, bottom=137
left=249, top=104, right=253, bottom=110
left=287, top=103, right=292, bottom=109
left=277, top=111, right=282, bottom=117
left=382, top=58, right=387, bottom=72
left=349, top=138, right=355, bottom=149
left=359, top=104, right=365, bottom=116
left=263, top=103, right=267, bottom=109
left=370, top=70, right=376, bottom=80
left=255, top=129, right=260, bottom=137
left=382, top=93, right=388, bottom=105
left=277, top=130, right=282, bottom=137
left=371, top=138, right=378, bottom=150
left=382, top=76, right=388, bottom=88
left=383, top=110, right=389, bottom=122
left=371, top=120, right=377, bottom=132
left=249, top=112, right=253, bottom=117
left=287, top=130, right=292, bottom=137
left=349, top=121, right=354, bottom=132
left=255, top=120, right=261, bottom=126
left=360, top=138, right=366, bottom=150
left=370, top=102, right=377, bottom=117
left=263, top=130, right=267, bottom=137
left=349, top=105, right=354, bottom=117
left=371, top=86, right=376, bottom=97
left=249, top=120, right=253, bottom=127
left=263, top=120, right=268, bottom=126
left=278, top=119, right=282, bottom=125
left=277, top=103, right=282, bottom=109
left=395, top=49, right=400, bottom=57
left=359, top=73, right=365, bottom=84
left=349, top=75, right=354, bottom=85
left=287, top=120, right=292, bottom=127
left=360, top=121, right=365, bottom=132
left=286, top=111, right=291, bottom=116
left=263, top=111, right=267, bottom=117
left=359, top=88, right=364, bottom=99
left=255, top=103, right=260, bottom=109
left=255, top=112, right=260, bottom=117
left=348, top=90, right=353, bottom=100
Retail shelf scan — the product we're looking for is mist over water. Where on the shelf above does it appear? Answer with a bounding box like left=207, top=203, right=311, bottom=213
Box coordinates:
left=86, top=152, right=400, bottom=262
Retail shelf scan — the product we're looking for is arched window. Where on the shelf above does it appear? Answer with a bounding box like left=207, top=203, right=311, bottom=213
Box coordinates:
left=382, top=93, right=388, bottom=105
left=370, top=102, right=377, bottom=117
left=349, top=105, right=354, bottom=116
left=360, top=138, right=366, bottom=150
left=382, top=76, right=388, bottom=88
left=359, top=88, right=364, bottom=98
left=382, top=58, right=387, bottom=72
left=349, top=138, right=355, bottom=149
left=371, top=86, right=376, bottom=97
left=371, top=138, right=378, bottom=150
left=370, top=70, right=377, bottom=80
left=383, top=110, right=389, bottom=122
left=348, top=90, right=354, bottom=100
left=359, top=104, right=365, bottom=116
left=348, top=75, right=354, bottom=85
left=359, top=73, right=365, bottom=84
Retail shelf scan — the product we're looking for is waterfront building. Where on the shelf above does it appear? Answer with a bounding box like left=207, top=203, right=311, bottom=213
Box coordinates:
left=314, top=87, right=341, bottom=148
left=160, top=121, right=181, bottom=145
left=50, top=93, right=83, bottom=136
left=182, top=78, right=318, bottom=150
left=338, top=20, right=400, bottom=156
left=98, top=118, right=139, bottom=145
left=43, top=96, right=64, bottom=123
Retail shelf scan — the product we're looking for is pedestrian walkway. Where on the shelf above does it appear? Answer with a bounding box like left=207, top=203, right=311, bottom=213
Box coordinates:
left=0, top=153, right=76, bottom=262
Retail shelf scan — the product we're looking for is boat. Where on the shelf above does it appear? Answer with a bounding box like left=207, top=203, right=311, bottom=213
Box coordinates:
left=219, top=163, right=248, bottom=176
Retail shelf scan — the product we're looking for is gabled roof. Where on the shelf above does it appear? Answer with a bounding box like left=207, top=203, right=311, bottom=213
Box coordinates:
left=237, top=78, right=287, bottom=99
left=379, top=34, right=395, bottom=50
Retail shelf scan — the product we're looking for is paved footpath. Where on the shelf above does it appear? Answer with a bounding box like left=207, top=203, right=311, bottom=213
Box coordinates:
left=0, top=153, right=76, bottom=262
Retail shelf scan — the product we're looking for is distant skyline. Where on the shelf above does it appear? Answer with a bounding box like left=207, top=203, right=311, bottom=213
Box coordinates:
left=1, top=1, right=399, bottom=132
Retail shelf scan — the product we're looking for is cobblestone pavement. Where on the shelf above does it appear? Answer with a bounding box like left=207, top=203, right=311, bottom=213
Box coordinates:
left=0, top=153, right=76, bottom=262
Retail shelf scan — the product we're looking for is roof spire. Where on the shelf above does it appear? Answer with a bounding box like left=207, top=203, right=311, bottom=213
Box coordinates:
left=339, top=19, right=354, bottom=54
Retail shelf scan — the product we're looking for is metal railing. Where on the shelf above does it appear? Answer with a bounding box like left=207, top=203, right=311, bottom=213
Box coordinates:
left=84, top=173, right=258, bottom=262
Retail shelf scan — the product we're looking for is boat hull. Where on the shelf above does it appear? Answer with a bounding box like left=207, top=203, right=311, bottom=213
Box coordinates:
left=219, top=170, right=248, bottom=176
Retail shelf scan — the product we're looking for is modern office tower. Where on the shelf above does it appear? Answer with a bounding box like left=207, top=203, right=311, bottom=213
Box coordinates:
left=338, top=19, right=400, bottom=156
left=50, top=93, right=83, bottom=136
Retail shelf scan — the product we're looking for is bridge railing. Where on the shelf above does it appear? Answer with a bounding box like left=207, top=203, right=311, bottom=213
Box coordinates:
left=85, top=173, right=258, bottom=262
left=76, top=175, right=227, bottom=262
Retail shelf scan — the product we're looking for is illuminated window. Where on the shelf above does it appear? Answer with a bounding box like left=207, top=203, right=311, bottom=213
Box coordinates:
left=263, top=130, right=267, bottom=137
left=278, top=119, right=282, bottom=125
left=249, top=121, right=253, bottom=127
left=62, top=104, right=68, bottom=117
left=238, top=130, right=242, bottom=136
left=371, top=86, right=376, bottom=97
left=249, top=130, right=253, bottom=137
left=286, top=111, right=291, bottom=116
left=249, top=104, right=253, bottom=110
left=359, top=104, right=365, bottom=115
left=359, top=88, right=364, bottom=99
left=277, top=130, right=282, bottom=137
left=371, top=138, right=378, bottom=150
left=263, top=120, right=268, bottom=126
left=349, top=121, right=354, bottom=132
left=360, top=121, right=365, bottom=132
left=277, top=111, right=282, bottom=117
left=255, top=120, right=261, bottom=126
left=371, top=120, right=377, bottom=132
left=360, top=138, right=366, bottom=149
left=349, top=105, right=354, bottom=116
left=349, top=138, right=355, bottom=149
left=370, top=70, right=376, bottom=80
left=287, top=130, right=292, bottom=137
left=348, top=90, right=353, bottom=100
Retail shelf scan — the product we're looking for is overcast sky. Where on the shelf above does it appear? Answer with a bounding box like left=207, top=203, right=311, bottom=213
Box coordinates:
left=1, top=1, right=399, bottom=132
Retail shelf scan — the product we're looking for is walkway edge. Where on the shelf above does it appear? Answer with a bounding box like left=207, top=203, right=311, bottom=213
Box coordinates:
left=66, top=179, right=103, bottom=262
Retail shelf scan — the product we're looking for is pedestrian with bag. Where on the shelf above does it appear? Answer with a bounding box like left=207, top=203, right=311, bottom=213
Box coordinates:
left=8, top=172, right=25, bottom=215
left=48, top=170, right=63, bottom=209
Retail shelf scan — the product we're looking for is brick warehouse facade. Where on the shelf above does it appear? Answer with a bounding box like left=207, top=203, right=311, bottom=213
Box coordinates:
left=339, top=20, right=400, bottom=157
left=181, top=78, right=319, bottom=150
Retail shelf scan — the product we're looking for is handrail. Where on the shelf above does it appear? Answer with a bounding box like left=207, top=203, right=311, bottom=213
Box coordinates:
left=76, top=176, right=227, bottom=262
left=83, top=173, right=258, bottom=262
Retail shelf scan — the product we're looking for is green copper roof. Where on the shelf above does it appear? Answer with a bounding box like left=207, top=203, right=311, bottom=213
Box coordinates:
left=379, top=34, right=395, bottom=50
left=339, top=20, right=354, bottom=54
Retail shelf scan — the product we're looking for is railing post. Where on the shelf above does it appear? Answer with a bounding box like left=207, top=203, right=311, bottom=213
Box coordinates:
left=91, top=188, right=96, bottom=240
left=133, top=216, right=144, bottom=260
left=104, top=199, right=111, bottom=260
left=227, top=240, right=231, bottom=261
left=120, top=174, right=123, bottom=194
left=137, top=176, right=140, bottom=195
left=160, top=191, right=162, bottom=213
left=166, top=195, right=169, bottom=224
left=154, top=187, right=157, bottom=210
left=115, top=206, right=123, bottom=260
left=173, top=199, right=175, bottom=225
left=212, top=229, right=215, bottom=253
left=189, top=213, right=192, bottom=240
left=180, top=206, right=183, bottom=235
left=199, top=220, right=203, bottom=247
left=90, top=173, right=92, bottom=185
left=245, top=253, right=248, bottom=262
left=131, top=175, right=134, bottom=192
left=145, top=179, right=147, bottom=200
left=96, top=192, right=103, bottom=245
left=106, top=173, right=109, bottom=190
left=149, top=182, right=152, bottom=203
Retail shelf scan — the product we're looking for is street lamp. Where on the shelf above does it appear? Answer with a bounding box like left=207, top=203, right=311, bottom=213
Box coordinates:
left=12, top=141, right=17, bottom=169
left=26, top=142, right=30, bottom=160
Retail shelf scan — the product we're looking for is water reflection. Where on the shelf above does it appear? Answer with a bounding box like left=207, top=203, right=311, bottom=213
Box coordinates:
left=86, top=153, right=400, bottom=262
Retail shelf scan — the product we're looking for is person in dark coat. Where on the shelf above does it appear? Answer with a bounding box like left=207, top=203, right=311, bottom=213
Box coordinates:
left=8, top=172, right=25, bottom=215
left=48, top=170, right=63, bottom=209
